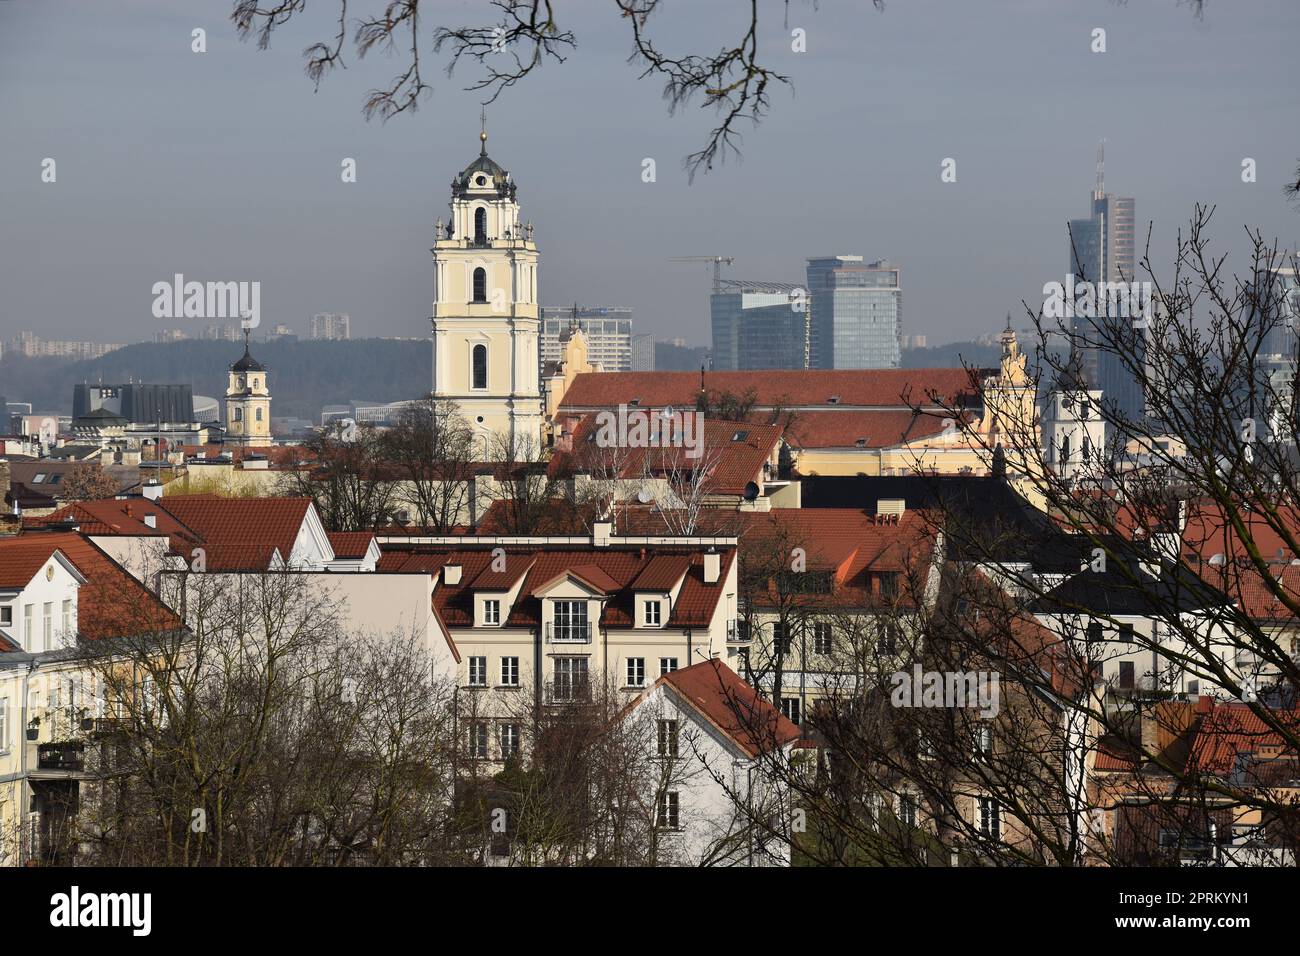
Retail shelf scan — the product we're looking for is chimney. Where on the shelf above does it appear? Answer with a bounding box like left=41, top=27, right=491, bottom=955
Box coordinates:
left=143, top=513, right=157, bottom=529
left=443, top=564, right=462, bottom=585
left=124, top=502, right=133, bottom=518
left=592, top=522, right=612, bottom=548
left=703, top=549, right=721, bottom=584
left=142, top=479, right=164, bottom=501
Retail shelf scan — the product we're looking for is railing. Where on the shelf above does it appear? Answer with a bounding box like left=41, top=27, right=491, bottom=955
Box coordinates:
left=726, top=620, right=751, bottom=643
left=546, top=680, right=593, bottom=704
left=547, top=622, right=592, bottom=644
left=38, top=741, right=85, bottom=772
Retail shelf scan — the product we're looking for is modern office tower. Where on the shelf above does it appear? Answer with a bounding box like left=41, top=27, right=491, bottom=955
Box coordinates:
left=655, top=339, right=712, bottom=372
left=1244, top=258, right=1300, bottom=434
left=631, top=333, right=656, bottom=371
left=805, top=256, right=902, bottom=369
left=201, top=323, right=243, bottom=342
left=311, top=312, right=352, bottom=340
left=710, top=280, right=809, bottom=370
left=540, top=306, right=633, bottom=371
left=1067, top=145, right=1142, bottom=421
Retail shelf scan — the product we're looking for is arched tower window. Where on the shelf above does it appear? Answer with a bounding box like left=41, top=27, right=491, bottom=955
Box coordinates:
left=234, top=407, right=243, bottom=422
left=256, top=407, right=263, bottom=422
left=1060, top=435, right=1071, bottom=464
left=474, top=208, right=487, bottom=244
left=472, top=344, right=488, bottom=390
left=472, top=267, right=487, bottom=303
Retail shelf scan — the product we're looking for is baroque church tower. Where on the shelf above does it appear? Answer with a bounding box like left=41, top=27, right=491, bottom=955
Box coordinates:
left=225, top=329, right=272, bottom=447
left=430, top=122, right=543, bottom=458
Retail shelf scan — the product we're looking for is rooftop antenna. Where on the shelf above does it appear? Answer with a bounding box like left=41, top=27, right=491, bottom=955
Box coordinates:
left=1094, top=139, right=1106, bottom=200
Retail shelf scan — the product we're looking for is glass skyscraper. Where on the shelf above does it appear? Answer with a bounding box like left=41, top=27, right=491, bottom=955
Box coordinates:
left=710, top=281, right=808, bottom=370
left=805, top=256, right=901, bottom=369
left=540, top=306, right=633, bottom=371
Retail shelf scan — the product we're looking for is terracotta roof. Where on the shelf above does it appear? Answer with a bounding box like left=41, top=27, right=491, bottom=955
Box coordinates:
left=0, top=537, right=77, bottom=590
left=1186, top=697, right=1300, bottom=780
left=391, top=545, right=736, bottom=630
left=196, top=543, right=283, bottom=572
left=468, top=554, right=536, bottom=590
left=326, top=532, right=375, bottom=560
left=559, top=368, right=985, bottom=412
left=630, top=554, right=691, bottom=591
left=0, top=532, right=181, bottom=640
left=657, top=658, right=801, bottom=759
left=30, top=499, right=201, bottom=543
left=553, top=416, right=780, bottom=496
left=159, top=495, right=312, bottom=561
left=785, top=409, right=974, bottom=450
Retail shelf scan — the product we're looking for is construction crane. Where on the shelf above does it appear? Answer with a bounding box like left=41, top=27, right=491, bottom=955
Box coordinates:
left=669, top=256, right=735, bottom=295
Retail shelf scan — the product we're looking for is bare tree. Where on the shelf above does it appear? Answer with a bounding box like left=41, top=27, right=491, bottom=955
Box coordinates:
left=384, top=398, right=476, bottom=531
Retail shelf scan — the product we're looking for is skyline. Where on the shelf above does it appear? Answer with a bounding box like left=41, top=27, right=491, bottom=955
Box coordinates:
left=2, top=0, right=1298, bottom=350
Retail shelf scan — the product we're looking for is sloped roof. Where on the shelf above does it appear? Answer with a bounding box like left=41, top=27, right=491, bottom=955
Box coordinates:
left=559, top=368, right=985, bottom=411
left=326, top=532, right=376, bottom=560
left=1186, top=697, right=1300, bottom=780
left=785, top=409, right=975, bottom=450
left=0, top=537, right=77, bottom=589
left=657, top=658, right=801, bottom=759
left=159, top=495, right=312, bottom=562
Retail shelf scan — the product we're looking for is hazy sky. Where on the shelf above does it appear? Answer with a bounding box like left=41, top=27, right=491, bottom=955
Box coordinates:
left=2, top=0, right=1297, bottom=348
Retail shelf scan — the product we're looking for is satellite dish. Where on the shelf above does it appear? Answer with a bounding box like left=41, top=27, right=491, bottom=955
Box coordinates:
left=661, top=405, right=676, bottom=420
left=1208, top=553, right=1226, bottom=566
left=636, top=488, right=653, bottom=504
left=742, top=481, right=760, bottom=502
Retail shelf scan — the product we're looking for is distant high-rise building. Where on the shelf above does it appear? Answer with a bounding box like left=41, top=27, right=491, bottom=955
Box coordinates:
left=311, top=312, right=351, bottom=340
left=654, top=340, right=711, bottom=372
left=1067, top=145, right=1143, bottom=421
left=541, top=306, right=632, bottom=371
left=631, top=333, right=656, bottom=371
left=6, top=331, right=125, bottom=361
left=710, top=280, right=809, bottom=370
left=805, top=256, right=902, bottom=369
left=154, top=329, right=188, bottom=343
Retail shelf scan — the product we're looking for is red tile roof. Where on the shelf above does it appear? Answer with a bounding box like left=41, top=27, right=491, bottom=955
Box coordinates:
left=559, top=368, right=986, bottom=412
left=784, top=409, right=981, bottom=451
left=326, top=532, right=375, bottom=560
left=630, top=554, right=692, bottom=591
left=30, top=499, right=202, bottom=543
left=656, top=658, right=801, bottom=759
left=468, top=554, right=536, bottom=591
left=0, top=536, right=79, bottom=590
left=157, top=495, right=312, bottom=562
left=0, top=532, right=181, bottom=640
left=392, top=545, right=736, bottom=630
left=1186, top=697, right=1300, bottom=779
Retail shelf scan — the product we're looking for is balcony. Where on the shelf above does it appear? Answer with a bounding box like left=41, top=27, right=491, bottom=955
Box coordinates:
left=545, top=680, right=593, bottom=705
left=727, top=620, right=752, bottom=644
left=546, top=621, right=592, bottom=644
left=37, top=741, right=85, bottom=772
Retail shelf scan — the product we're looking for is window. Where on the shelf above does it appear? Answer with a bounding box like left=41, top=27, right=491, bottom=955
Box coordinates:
left=879, top=571, right=899, bottom=599
left=552, top=600, right=588, bottom=642
left=468, top=722, right=489, bottom=758
left=468, top=656, right=487, bottom=687
left=24, top=604, right=33, bottom=641
left=626, top=657, right=646, bottom=688
left=1086, top=620, right=1104, bottom=642
left=772, top=621, right=792, bottom=655
left=255, top=407, right=263, bottom=422
left=899, top=791, right=918, bottom=828
left=1118, top=622, right=1135, bottom=643
left=0, top=697, right=8, bottom=753
left=43, top=602, right=52, bottom=650
left=656, top=792, right=680, bottom=829
left=61, top=599, right=72, bottom=637
left=0, top=605, right=10, bottom=627
left=474, top=207, right=487, bottom=243
left=472, top=267, right=487, bottom=303
left=977, top=797, right=1001, bottom=840
left=234, top=407, right=243, bottom=422
left=553, top=657, right=589, bottom=701
left=813, top=622, right=832, bottom=655
left=472, top=343, right=488, bottom=389
left=500, top=656, right=519, bottom=687
left=644, top=599, right=662, bottom=627
left=483, top=599, right=501, bottom=626
left=974, top=724, right=993, bottom=758
left=659, top=657, right=678, bottom=676
left=1118, top=661, right=1135, bottom=690
left=499, top=723, right=520, bottom=759
left=781, top=697, right=802, bottom=726
left=657, top=719, right=678, bottom=758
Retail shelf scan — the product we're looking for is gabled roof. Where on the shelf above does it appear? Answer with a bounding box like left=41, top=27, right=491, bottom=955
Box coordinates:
left=0, top=532, right=181, bottom=640
left=785, top=409, right=975, bottom=450
left=326, top=532, right=376, bottom=560
left=0, top=538, right=84, bottom=590
left=655, top=659, right=801, bottom=759
left=534, top=563, right=623, bottom=596
left=468, top=554, right=536, bottom=591
left=1186, top=697, right=1300, bottom=780
left=159, top=495, right=312, bottom=562
left=630, top=554, right=691, bottom=591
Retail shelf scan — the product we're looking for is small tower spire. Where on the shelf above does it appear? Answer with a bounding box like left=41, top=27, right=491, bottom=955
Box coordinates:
left=1094, top=139, right=1106, bottom=200
left=479, top=106, right=488, bottom=156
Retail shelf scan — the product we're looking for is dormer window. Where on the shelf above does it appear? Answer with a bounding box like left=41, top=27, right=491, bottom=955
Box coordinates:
left=483, top=598, right=501, bottom=626
left=645, top=599, right=662, bottom=627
